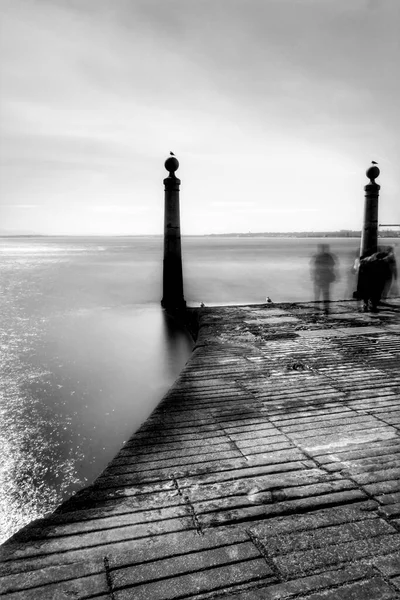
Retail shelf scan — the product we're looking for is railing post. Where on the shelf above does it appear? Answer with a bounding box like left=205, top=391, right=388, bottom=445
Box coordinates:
left=161, top=155, right=186, bottom=312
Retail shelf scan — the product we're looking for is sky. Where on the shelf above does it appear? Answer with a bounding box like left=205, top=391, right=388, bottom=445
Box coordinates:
left=0, top=0, right=399, bottom=235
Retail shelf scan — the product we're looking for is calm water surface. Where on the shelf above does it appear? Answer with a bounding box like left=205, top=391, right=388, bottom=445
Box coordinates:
left=0, top=235, right=397, bottom=542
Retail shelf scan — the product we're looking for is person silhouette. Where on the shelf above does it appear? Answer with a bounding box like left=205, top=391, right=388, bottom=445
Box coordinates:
left=358, top=249, right=395, bottom=312
left=310, top=244, right=337, bottom=314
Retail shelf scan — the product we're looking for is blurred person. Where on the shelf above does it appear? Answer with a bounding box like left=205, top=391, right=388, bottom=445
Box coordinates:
left=310, top=244, right=338, bottom=314
left=358, top=250, right=393, bottom=312
left=382, top=246, right=398, bottom=299
left=345, top=249, right=360, bottom=299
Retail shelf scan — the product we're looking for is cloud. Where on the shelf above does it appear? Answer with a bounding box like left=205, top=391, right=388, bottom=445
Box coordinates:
left=89, top=205, right=150, bottom=214
left=0, top=0, right=399, bottom=234
left=1, top=204, right=39, bottom=209
left=211, top=207, right=319, bottom=214
left=211, top=201, right=257, bottom=207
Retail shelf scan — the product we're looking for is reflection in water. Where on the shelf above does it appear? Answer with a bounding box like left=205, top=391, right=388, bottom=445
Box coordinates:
left=161, top=312, right=194, bottom=379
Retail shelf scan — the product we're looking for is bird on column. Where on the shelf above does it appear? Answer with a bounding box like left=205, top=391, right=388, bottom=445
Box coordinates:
left=371, top=161, right=378, bottom=164
left=170, top=151, right=175, bottom=156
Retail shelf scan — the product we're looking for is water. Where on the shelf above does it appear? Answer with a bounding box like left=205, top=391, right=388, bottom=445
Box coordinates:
left=0, top=235, right=397, bottom=543
left=0, top=236, right=192, bottom=543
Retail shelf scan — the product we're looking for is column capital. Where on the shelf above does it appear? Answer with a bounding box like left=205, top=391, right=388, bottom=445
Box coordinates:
left=364, top=182, right=380, bottom=194
left=163, top=175, right=181, bottom=190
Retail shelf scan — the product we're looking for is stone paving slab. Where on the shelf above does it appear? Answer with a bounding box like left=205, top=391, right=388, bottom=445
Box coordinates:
left=1, top=299, right=400, bottom=599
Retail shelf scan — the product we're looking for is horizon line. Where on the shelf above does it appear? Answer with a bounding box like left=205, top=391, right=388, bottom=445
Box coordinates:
left=1, top=229, right=400, bottom=238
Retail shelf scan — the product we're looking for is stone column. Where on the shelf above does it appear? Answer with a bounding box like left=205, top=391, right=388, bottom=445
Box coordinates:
left=161, top=155, right=186, bottom=312
left=355, top=163, right=381, bottom=299
left=360, top=164, right=380, bottom=258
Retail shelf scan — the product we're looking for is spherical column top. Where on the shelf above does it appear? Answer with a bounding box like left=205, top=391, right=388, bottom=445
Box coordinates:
left=165, top=156, right=179, bottom=175
left=366, top=164, right=380, bottom=183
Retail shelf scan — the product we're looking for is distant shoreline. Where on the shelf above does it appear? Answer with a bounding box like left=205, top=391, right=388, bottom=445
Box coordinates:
left=1, top=231, right=399, bottom=239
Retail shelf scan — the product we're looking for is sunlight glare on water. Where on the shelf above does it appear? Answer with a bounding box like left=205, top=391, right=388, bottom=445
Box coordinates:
left=0, top=237, right=193, bottom=543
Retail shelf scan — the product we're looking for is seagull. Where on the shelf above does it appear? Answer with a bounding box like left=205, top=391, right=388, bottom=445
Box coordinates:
left=371, top=161, right=378, bottom=164
left=170, top=151, right=175, bottom=156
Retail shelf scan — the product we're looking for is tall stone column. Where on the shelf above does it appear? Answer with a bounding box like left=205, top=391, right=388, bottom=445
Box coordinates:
left=360, top=163, right=380, bottom=258
left=355, top=163, right=381, bottom=299
left=161, top=155, right=186, bottom=312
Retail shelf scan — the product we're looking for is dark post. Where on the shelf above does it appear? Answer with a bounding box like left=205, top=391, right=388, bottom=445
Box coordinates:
left=161, top=155, right=186, bottom=312
left=355, top=163, right=381, bottom=298
left=360, top=163, right=380, bottom=258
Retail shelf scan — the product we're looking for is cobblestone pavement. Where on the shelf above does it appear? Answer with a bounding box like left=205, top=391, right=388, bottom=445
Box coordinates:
left=1, top=299, right=400, bottom=599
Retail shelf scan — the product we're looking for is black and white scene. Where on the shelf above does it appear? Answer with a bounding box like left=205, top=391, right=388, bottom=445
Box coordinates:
left=1, top=1, right=400, bottom=598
